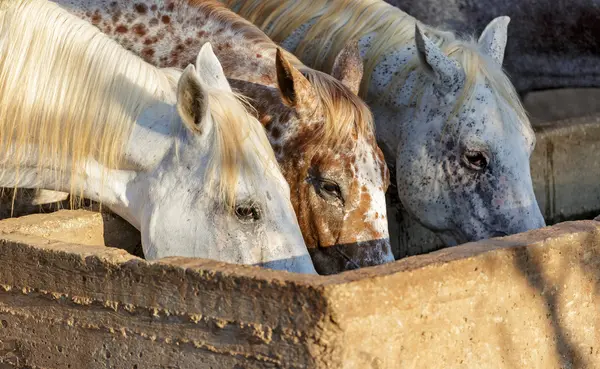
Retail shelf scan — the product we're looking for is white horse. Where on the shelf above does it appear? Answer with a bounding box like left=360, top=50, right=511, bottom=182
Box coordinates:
left=228, top=0, right=546, bottom=249
left=0, top=0, right=315, bottom=273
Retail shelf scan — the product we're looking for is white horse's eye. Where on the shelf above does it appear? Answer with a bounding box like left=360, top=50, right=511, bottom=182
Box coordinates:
left=462, top=150, right=489, bottom=171
left=235, top=203, right=262, bottom=223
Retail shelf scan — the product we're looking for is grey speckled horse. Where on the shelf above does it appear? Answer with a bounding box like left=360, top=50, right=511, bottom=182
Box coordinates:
left=385, top=0, right=600, bottom=95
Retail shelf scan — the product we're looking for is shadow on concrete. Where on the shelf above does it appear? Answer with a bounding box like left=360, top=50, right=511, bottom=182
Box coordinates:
left=507, top=231, right=600, bottom=367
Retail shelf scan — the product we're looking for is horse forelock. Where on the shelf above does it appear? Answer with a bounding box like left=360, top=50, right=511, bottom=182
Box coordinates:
left=297, top=68, right=376, bottom=152
left=203, top=87, right=282, bottom=213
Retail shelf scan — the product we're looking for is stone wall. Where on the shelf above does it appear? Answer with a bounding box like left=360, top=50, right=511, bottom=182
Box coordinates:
left=531, top=114, right=600, bottom=224
left=0, top=210, right=599, bottom=368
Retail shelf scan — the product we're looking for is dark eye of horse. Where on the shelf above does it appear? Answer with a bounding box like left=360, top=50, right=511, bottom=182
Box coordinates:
left=462, top=150, right=489, bottom=171
left=318, top=179, right=343, bottom=202
left=235, top=203, right=262, bottom=223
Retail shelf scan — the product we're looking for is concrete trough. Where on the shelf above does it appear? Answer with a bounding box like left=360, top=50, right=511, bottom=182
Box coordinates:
left=0, top=89, right=600, bottom=368
left=531, top=114, right=600, bottom=224
left=0, top=210, right=599, bottom=368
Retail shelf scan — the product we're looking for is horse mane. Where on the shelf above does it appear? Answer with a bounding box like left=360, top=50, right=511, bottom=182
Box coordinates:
left=193, top=0, right=374, bottom=148
left=202, top=87, right=278, bottom=212
left=0, top=0, right=275, bottom=212
left=229, top=0, right=529, bottom=131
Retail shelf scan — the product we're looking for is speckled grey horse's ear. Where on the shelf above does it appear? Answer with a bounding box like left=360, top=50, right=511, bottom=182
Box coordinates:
left=478, top=16, right=510, bottom=65
left=414, top=24, right=464, bottom=95
left=331, top=39, right=364, bottom=95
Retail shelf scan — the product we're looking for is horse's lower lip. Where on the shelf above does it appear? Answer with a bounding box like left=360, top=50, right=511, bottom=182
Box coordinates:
left=310, top=238, right=392, bottom=274
left=490, top=231, right=509, bottom=238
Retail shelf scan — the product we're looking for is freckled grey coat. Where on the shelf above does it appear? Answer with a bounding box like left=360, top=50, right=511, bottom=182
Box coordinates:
left=385, top=0, right=600, bottom=95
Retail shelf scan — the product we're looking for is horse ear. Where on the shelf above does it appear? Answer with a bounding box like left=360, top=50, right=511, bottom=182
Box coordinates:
left=478, top=16, right=510, bottom=65
left=195, top=42, right=232, bottom=92
left=275, top=48, right=316, bottom=107
left=414, top=24, right=464, bottom=95
left=177, top=64, right=210, bottom=134
left=331, top=40, right=364, bottom=95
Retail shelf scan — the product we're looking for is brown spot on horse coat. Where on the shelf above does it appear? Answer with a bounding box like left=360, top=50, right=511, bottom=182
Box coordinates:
left=132, top=23, right=148, bottom=37
left=115, top=24, right=128, bottom=34
left=91, top=10, right=102, bottom=24
left=134, top=3, right=148, bottom=14
left=141, top=47, right=155, bottom=61
left=161, top=15, right=171, bottom=24
left=143, top=36, right=158, bottom=45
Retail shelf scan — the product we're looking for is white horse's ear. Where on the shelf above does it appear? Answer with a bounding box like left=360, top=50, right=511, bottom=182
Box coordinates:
left=177, top=64, right=210, bottom=134
left=331, top=39, right=364, bottom=95
left=275, top=48, right=317, bottom=107
left=478, top=16, right=510, bottom=65
left=195, top=42, right=232, bottom=92
left=415, top=24, right=464, bottom=95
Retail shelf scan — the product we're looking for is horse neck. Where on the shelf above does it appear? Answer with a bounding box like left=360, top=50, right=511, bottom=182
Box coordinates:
left=58, top=0, right=279, bottom=85
left=59, top=0, right=305, bottom=152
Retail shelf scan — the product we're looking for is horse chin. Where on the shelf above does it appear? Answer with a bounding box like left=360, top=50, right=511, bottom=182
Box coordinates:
left=257, top=255, right=317, bottom=274
left=309, top=238, right=394, bottom=275
left=438, top=228, right=510, bottom=247
left=436, top=229, right=468, bottom=247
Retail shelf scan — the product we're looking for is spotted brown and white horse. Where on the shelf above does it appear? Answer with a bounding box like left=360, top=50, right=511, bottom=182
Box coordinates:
left=227, top=0, right=546, bottom=254
left=0, top=0, right=316, bottom=273
left=53, top=0, right=395, bottom=274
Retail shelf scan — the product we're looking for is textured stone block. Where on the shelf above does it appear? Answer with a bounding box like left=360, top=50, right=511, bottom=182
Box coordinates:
left=0, top=211, right=599, bottom=368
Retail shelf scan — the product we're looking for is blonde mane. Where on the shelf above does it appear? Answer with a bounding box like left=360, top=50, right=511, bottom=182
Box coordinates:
left=229, top=0, right=529, bottom=130
left=201, top=87, right=278, bottom=212
left=198, top=1, right=374, bottom=149
left=0, top=0, right=273, bottom=211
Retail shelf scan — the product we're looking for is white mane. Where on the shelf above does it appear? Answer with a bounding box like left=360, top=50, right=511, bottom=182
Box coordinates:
left=0, top=0, right=275, bottom=211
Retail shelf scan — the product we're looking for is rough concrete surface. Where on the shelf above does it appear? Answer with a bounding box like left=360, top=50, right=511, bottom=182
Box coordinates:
left=524, top=88, right=600, bottom=125
left=0, top=209, right=142, bottom=257
left=0, top=211, right=599, bottom=368
left=531, top=114, right=600, bottom=224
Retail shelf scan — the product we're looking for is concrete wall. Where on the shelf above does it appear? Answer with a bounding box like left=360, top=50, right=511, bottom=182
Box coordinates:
left=0, top=210, right=600, bottom=368
left=531, top=114, right=600, bottom=224
left=524, top=88, right=600, bottom=125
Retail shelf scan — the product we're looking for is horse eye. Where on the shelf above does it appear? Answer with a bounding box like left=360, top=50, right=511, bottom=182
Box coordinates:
left=318, top=179, right=343, bottom=201
left=235, top=203, right=262, bottom=223
left=462, top=150, right=489, bottom=171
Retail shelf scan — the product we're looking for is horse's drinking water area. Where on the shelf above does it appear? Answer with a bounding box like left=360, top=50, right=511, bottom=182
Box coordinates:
left=1, top=89, right=600, bottom=368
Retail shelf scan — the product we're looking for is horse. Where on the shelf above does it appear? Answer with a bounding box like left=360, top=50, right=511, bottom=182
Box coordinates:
left=0, top=0, right=316, bottom=274
left=226, top=0, right=546, bottom=253
left=55, top=0, right=395, bottom=274
left=384, top=0, right=600, bottom=95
